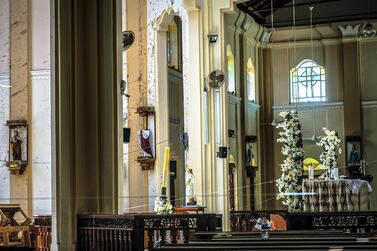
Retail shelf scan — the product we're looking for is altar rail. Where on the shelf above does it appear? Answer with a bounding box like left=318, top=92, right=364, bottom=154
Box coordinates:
left=77, top=213, right=219, bottom=251
left=230, top=210, right=377, bottom=232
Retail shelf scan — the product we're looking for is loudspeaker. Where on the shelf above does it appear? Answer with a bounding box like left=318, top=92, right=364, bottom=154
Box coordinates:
left=123, top=128, right=131, bottom=143
left=217, top=146, right=228, bottom=158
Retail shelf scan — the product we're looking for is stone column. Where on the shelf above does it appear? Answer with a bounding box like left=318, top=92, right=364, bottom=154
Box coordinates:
left=339, top=25, right=362, bottom=137
left=125, top=0, right=148, bottom=212
left=52, top=0, right=122, bottom=248
left=260, top=46, right=275, bottom=210
left=9, top=0, right=31, bottom=215
left=0, top=0, right=10, bottom=205
left=31, top=0, right=52, bottom=216
left=183, top=0, right=205, bottom=207
left=209, top=0, right=239, bottom=231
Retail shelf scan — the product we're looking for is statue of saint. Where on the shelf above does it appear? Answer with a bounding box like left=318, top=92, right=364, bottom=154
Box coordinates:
left=246, top=143, right=255, bottom=167
left=11, top=130, right=22, bottom=161
left=185, top=168, right=197, bottom=205
left=348, top=144, right=360, bottom=166
left=138, top=129, right=153, bottom=157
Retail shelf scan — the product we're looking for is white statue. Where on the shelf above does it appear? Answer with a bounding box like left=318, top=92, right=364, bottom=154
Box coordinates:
left=185, top=167, right=197, bottom=205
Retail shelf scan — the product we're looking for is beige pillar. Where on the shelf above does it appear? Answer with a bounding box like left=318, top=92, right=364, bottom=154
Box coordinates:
left=338, top=25, right=362, bottom=137
left=183, top=1, right=205, bottom=207
left=52, top=0, right=122, bottom=249
left=9, top=0, right=32, bottom=216
left=125, top=0, right=149, bottom=212
left=342, top=39, right=362, bottom=136
left=0, top=0, right=10, bottom=205
left=208, top=0, right=239, bottom=231
left=260, top=46, right=275, bottom=210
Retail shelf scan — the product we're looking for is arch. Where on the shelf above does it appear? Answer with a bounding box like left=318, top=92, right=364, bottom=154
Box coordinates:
left=227, top=45, right=235, bottom=94
left=154, top=7, right=177, bottom=31
left=246, top=58, right=255, bottom=102
left=290, top=59, right=326, bottom=103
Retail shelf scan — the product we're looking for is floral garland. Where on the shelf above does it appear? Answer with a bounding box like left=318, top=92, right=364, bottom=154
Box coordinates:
left=154, top=196, right=173, bottom=215
left=317, top=127, right=342, bottom=180
left=275, top=110, right=304, bottom=212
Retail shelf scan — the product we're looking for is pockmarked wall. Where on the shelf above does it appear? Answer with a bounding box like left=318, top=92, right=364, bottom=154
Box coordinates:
left=31, top=0, right=52, bottom=215
left=146, top=0, right=190, bottom=210
left=0, top=0, right=10, bottom=204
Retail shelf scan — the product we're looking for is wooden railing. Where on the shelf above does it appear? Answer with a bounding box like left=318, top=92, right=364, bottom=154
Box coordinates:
left=77, top=213, right=220, bottom=251
left=230, top=210, right=287, bottom=231
left=32, top=215, right=52, bottom=251
left=230, top=210, right=377, bottom=232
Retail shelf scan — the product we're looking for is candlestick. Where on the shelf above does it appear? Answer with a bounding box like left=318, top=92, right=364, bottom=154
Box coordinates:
left=162, top=146, right=170, bottom=188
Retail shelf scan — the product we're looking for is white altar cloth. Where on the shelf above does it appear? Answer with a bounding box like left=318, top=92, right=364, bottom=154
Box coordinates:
left=302, top=179, right=371, bottom=212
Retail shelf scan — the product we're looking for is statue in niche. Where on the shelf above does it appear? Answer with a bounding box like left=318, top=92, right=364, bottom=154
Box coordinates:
left=348, top=143, right=360, bottom=166
left=11, top=130, right=22, bottom=161
left=246, top=142, right=256, bottom=167
left=138, top=129, right=153, bottom=157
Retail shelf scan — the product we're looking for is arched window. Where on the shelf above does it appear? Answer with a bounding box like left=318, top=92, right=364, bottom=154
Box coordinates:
left=227, top=45, right=235, bottom=94
left=290, top=59, right=326, bottom=103
left=246, top=58, right=255, bottom=102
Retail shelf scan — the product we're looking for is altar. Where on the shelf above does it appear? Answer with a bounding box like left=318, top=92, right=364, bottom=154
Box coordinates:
left=302, top=179, right=372, bottom=212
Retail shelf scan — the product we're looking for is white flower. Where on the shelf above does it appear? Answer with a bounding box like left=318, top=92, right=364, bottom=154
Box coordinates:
left=318, top=127, right=342, bottom=180
left=154, top=197, right=173, bottom=215
left=275, top=110, right=303, bottom=212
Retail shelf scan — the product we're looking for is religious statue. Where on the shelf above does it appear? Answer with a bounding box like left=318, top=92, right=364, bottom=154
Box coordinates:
left=246, top=142, right=255, bottom=167
left=348, top=143, right=360, bottom=166
left=185, top=167, right=197, bottom=205
left=138, top=129, right=153, bottom=157
left=11, top=130, right=22, bottom=161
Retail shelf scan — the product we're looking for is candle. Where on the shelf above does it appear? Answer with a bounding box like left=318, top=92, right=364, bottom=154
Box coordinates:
left=162, top=146, right=170, bottom=188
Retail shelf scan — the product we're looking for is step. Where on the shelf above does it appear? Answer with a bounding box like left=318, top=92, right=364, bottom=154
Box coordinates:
left=150, top=244, right=377, bottom=251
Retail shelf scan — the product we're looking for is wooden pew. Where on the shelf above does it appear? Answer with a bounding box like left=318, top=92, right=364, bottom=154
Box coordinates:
left=151, top=231, right=377, bottom=251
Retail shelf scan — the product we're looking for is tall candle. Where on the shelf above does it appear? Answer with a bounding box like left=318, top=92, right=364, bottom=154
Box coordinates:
left=162, top=146, right=170, bottom=188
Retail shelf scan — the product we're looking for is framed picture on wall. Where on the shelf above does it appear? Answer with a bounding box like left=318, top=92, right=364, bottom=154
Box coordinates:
left=346, top=136, right=362, bottom=167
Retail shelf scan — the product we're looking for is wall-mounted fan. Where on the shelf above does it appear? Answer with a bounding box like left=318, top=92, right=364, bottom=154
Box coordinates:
left=122, top=31, right=135, bottom=51
left=208, top=70, right=225, bottom=89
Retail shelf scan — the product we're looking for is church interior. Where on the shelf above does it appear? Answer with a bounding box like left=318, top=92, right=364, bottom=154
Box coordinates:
left=1, top=0, right=377, bottom=250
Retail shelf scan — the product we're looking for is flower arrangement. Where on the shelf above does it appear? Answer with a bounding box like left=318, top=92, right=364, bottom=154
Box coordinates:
left=154, top=196, right=173, bottom=215
left=253, top=218, right=272, bottom=230
left=317, top=127, right=342, bottom=180
left=275, top=110, right=304, bottom=212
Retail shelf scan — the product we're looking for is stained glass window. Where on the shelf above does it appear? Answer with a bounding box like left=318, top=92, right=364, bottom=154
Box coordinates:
left=290, top=59, right=326, bottom=103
